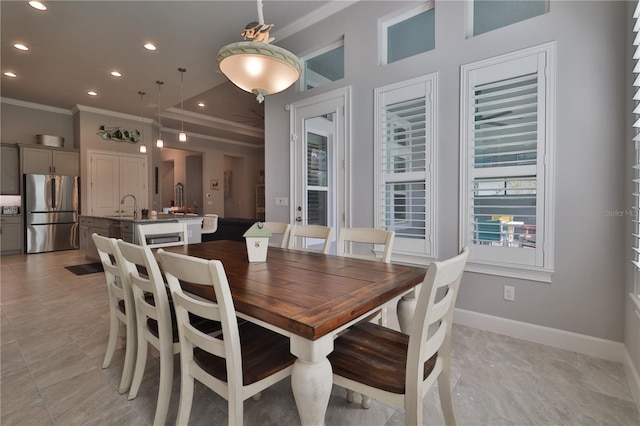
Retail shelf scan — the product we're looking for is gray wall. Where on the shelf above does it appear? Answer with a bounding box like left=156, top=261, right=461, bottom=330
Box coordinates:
left=1, top=102, right=74, bottom=147
left=265, top=1, right=628, bottom=343
left=2, top=101, right=264, bottom=218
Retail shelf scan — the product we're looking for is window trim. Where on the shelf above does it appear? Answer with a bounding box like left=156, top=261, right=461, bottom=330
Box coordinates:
left=378, top=1, right=435, bottom=66
left=466, top=0, right=550, bottom=39
left=374, top=73, right=438, bottom=264
left=459, top=42, right=556, bottom=283
left=631, top=0, right=640, bottom=313
left=299, top=38, right=344, bottom=93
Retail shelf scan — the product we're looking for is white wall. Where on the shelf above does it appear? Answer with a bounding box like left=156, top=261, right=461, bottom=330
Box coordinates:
left=266, top=1, right=627, bottom=344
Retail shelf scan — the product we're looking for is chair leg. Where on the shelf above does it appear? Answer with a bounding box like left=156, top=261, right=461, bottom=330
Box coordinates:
left=175, top=367, right=195, bottom=426
left=361, top=394, right=371, bottom=409
left=152, top=349, right=174, bottom=426
left=118, top=323, right=136, bottom=394
left=102, top=312, right=120, bottom=369
left=127, top=336, right=148, bottom=400
left=438, top=371, right=457, bottom=426
left=346, top=389, right=355, bottom=403
left=228, top=395, right=243, bottom=426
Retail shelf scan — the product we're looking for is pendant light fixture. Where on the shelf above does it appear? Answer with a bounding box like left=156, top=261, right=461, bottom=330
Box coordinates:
left=156, top=80, right=164, bottom=148
left=138, top=91, right=147, bottom=153
left=217, top=0, right=302, bottom=103
left=178, top=67, right=187, bottom=143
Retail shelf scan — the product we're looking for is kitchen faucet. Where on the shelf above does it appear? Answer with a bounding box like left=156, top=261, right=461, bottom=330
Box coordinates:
left=120, top=194, right=138, bottom=219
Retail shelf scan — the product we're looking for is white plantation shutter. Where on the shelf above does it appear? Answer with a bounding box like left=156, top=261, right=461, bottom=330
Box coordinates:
left=471, top=72, right=539, bottom=249
left=632, top=1, right=640, bottom=271
left=375, top=74, right=437, bottom=259
left=460, top=43, right=555, bottom=280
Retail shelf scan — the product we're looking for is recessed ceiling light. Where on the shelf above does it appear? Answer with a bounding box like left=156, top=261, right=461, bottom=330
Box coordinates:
left=28, top=1, right=47, bottom=11
left=143, top=43, right=157, bottom=51
left=13, top=43, right=29, bottom=51
left=197, top=102, right=206, bottom=107
left=110, top=71, right=122, bottom=77
left=87, top=91, right=98, bottom=96
left=3, top=72, right=17, bottom=78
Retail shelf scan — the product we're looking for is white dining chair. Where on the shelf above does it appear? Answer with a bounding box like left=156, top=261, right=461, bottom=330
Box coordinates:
left=157, top=249, right=296, bottom=426
left=117, top=240, right=220, bottom=425
left=337, top=227, right=395, bottom=327
left=137, top=221, right=188, bottom=248
left=329, top=247, right=469, bottom=424
left=92, top=233, right=136, bottom=394
left=202, top=214, right=219, bottom=235
left=337, top=227, right=395, bottom=263
left=287, top=224, right=333, bottom=254
left=263, top=221, right=291, bottom=248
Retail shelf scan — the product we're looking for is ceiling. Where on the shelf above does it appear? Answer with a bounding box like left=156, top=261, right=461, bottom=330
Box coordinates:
left=1, top=1, right=353, bottom=147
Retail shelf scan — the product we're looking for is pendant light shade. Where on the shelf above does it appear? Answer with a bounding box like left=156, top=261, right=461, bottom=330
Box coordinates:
left=156, top=80, right=164, bottom=148
left=138, top=91, right=147, bottom=153
left=178, top=67, right=187, bottom=143
left=217, top=0, right=301, bottom=103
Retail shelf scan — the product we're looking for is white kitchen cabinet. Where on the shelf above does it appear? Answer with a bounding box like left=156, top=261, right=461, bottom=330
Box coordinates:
left=89, top=152, right=147, bottom=217
left=1, top=145, right=20, bottom=194
left=21, top=146, right=79, bottom=176
left=1, top=215, right=23, bottom=255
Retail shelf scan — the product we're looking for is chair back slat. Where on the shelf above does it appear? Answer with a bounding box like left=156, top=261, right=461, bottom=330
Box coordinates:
left=406, top=247, right=469, bottom=395
left=288, top=224, right=333, bottom=253
left=118, top=240, right=172, bottom=338
left=337, top=227, right=395, bottom=263
left=263, top=222, right=291, bottom=248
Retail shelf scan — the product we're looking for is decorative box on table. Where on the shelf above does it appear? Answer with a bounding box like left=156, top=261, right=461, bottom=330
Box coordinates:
left=243, top=222, right=272, bottom=262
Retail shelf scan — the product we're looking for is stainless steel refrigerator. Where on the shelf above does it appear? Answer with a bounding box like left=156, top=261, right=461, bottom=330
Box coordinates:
left=24, top=174, right=79, bottom=253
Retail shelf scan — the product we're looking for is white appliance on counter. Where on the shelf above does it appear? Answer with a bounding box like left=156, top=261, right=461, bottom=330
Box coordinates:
left=24, top=173, right=79, bottom=253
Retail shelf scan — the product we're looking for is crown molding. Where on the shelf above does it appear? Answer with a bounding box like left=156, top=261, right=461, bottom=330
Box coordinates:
left=163, top=107, right=264, bottom=138
left=74, top=104, right=155, bottom=123
left=274, top=0, right=360, bottom=42
left=161, top=127, right=263, bottom=149
left=1, top=97, right=73, bottom=115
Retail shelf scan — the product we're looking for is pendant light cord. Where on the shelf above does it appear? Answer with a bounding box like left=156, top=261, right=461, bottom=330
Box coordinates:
left=156, top=80, right=163, bottom=139
left=138, top=91, right=145, bottom=139
left=178, top=68, right=186, bottom=134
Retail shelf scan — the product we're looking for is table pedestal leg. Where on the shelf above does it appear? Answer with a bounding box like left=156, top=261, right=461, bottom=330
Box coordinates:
left=397, top=288, right=417, bottom=334
left=290, top=335, right=333, bottom=426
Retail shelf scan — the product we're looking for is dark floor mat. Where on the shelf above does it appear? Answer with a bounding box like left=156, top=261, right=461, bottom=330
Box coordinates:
left=64, top=262, right=103, bottom=275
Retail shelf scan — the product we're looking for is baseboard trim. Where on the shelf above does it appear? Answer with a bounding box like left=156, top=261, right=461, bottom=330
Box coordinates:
left=453, top=308, right=624, bottom=362
left=623, top=346, right=640, bottom=409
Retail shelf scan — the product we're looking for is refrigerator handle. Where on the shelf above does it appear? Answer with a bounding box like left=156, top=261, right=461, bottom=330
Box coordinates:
left=51, top=176, right=56, bottom=209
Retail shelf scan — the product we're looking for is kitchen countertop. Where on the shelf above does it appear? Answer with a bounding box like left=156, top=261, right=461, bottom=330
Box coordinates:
left=80, top=214, right=203, bottom=223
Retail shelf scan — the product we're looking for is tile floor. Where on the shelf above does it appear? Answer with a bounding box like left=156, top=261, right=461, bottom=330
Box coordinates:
left=1, top=249, right=639, bottom=425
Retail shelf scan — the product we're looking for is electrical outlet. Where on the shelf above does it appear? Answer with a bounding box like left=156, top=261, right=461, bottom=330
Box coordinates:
left=503, top=285, right=515, bottom=301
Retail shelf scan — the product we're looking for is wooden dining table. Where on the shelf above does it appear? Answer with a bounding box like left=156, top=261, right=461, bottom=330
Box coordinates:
left=163, top=240, right=427, bottom=426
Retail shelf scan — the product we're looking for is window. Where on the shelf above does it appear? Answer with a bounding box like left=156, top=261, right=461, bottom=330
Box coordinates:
left=381, top=2, right=435, bottom=65
left=470, top=0, right=548, bottom=37
left=460, top=43, right=555, bottom=282
left=301, top=40, right=344, bottom=91
left=375, top=74, right=437, bottom=262
left=631, top=1, right=640, bottom=307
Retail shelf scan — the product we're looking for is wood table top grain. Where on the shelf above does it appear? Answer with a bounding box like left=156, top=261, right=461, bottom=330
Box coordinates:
left=163, top=240, right=427, bottom=341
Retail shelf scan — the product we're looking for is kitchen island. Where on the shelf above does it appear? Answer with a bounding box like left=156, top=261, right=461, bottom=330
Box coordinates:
left=79, top=214, right=203, bottom=261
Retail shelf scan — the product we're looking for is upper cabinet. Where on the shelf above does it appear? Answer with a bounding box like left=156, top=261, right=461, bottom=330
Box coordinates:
left=21, top=145, right=79, bottom=176
left=1, top=145, right=20, bottom=194
left=88, top=151, right=147, bottom=217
